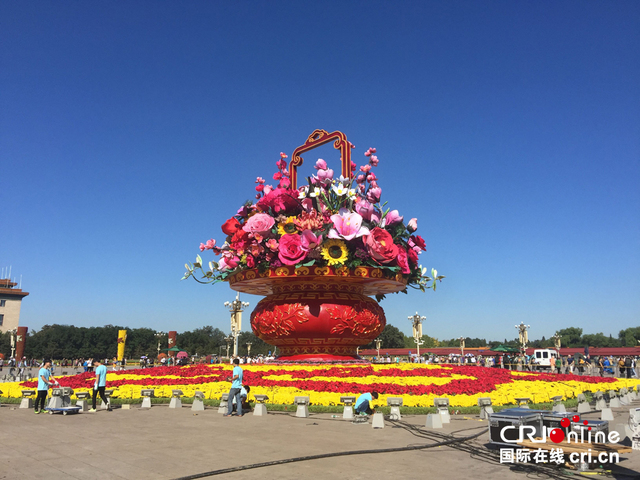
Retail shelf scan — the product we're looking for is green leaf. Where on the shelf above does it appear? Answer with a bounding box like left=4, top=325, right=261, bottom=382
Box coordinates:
left=302, top=260, right=316, bottom=267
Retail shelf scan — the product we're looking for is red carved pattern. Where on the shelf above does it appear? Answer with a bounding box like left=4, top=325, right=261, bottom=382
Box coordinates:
left=251, top=303, right=308, bottom=338
left=327, top=302, right=385, bottom=338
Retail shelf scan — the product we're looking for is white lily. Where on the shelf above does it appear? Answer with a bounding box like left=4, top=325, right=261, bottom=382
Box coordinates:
left=332, top=183, right=348, bottom=196
left=309, top=186, right=322, bottom=198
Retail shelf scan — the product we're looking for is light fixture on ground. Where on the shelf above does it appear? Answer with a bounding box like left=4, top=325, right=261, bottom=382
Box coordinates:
left=102, top=389, right=114, bottom=410
left=141, top=389, right=155, bottom=408
left=434, top=397, right=450, bottom=423
left=294, top=396, right=310, bottom=418
left=478, top=397, right=494, bottom=419
left=515, top=397, right=531, bottom=409
left=253, top=394, right=269, bottom=416
left=515, top=322, right=530, bottom=355
left=19, top=390, right=34, bottom=409
left=340, top=396, right=356, bottom=420
left=192, top=391, right=205, bottom=411
left=594, top=391, right=607, bottom=410
left=551, top=395, right=566, bottom=413
left=48, top=387, right=74, bottom=410
left=75, top=391, right=90, bottom=412
left=609, top=390, right=621, bottom=408
left=224, top=293, right=249, bottom=357
left=408, top=312, right=426, bottom=356
left=218, top=393, right=229, bottom=414
left=387, top=397, right=403, bottom=420
left=169, top=390, right=183, bottom=409
left=577, top=393, right=591, bottom=413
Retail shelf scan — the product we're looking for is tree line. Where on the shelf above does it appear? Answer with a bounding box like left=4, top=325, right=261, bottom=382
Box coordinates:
left=0, top=325, right=275, bottom=360
left=1, top=324, right=637, bottom=360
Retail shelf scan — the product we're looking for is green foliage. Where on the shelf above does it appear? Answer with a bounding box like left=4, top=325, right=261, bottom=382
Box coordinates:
left=619, top=327, right=640, bottom=347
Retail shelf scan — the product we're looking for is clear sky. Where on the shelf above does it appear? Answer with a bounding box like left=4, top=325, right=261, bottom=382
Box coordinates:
left=2, top=1, right=638, bottom=342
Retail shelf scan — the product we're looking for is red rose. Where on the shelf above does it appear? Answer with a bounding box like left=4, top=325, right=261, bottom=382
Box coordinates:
left=362, top=227, right=398, bottom=264
left=278, top=234, right=307, bottom=265
left=256, top=188, right=301, bottom=215
left=396, top=247, right=411, bottom=274
left=407, top=247, right=419, bottom=266
left=222, top=218, right=242, bottom=236
left=411, top=235, right=426, bottom=251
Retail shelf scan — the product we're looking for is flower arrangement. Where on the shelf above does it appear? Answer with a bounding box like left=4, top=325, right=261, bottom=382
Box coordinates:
left=184, top=147, right=444, bottom=299
left=6, top=364, right=636, bottom=408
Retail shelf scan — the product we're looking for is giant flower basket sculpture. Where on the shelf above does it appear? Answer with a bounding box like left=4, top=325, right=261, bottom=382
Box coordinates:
left=184, top=130, right=444, bottom=361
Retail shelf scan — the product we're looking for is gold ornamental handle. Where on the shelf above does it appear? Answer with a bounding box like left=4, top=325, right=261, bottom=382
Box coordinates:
left=288, top=129, right=352, bottom=190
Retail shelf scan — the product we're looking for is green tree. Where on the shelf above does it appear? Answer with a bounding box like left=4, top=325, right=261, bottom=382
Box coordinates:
left=619, top=327, right=640, bottom=347
left=362, top=324, right=405, bottom=349
left=557, top=327, right=583, bottom=347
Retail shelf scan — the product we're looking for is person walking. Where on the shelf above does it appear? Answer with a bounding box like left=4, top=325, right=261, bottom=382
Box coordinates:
left=223, top=358, right=243, bottom=417
left=35, top=359, right=57, bottom=414
left=90, top=359, right=111, bottom=412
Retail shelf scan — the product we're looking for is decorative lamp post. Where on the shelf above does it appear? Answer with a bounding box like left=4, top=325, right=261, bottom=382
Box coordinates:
left=224, top=293, right=249, bottom=357
left=225, top=335, right=233, bottom=358
left=155, top=331, right=164, bottom=358
left=459, top=336, right=465, bottom=363
left=9, top=328, right=17, bottom=360
left=375, top=338, right=382, bottom=358
left=515, top=322, right=530, bottom=356
left=553, top=332, right=561, bottom=351
left=409, top=312, right=426, bottom=357
left=246, top=342, right=252, bottom=357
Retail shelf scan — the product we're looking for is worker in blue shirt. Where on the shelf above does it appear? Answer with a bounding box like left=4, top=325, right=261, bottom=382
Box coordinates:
left=355, top=391, right=379, bottom=416
left=224, top=358, right=244, bottom=417
left=90, top=359, right=111, bottom=412
left=35, top=359, right=57, bottom=414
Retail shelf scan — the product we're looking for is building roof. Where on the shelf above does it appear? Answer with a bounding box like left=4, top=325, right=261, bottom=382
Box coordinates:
left=0, top=279, right=29, bottom=298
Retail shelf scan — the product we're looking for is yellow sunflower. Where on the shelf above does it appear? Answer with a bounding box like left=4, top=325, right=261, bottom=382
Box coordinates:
left=321, top=239, right=349, bottom=266
left=277, top=217, right=298, bottom=235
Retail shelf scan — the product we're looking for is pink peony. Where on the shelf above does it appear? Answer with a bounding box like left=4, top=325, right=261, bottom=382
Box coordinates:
left=385, top=209, right=403, bottom=225
left=242, top=213, right=275, bottom=235
left=300, top=230, right=322, bottom=251
left=314, top=159, right=327, bottom=170
left=328, top=208, right=370, bottom=241
left=278, top=234, right=307, bottom=265
left=257, top=188, right=301, bottom=215
left=362, top=227, right=398, bottom=264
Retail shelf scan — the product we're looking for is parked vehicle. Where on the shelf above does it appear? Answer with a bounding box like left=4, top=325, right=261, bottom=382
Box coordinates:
left=533, top=349, right=558, bottom=369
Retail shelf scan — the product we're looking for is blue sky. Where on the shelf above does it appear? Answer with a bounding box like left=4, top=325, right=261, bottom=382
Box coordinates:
left=2, top=1, right=638, bottom=342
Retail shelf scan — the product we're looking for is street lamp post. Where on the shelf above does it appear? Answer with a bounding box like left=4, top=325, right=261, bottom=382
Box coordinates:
left=225, top=335, right=233, bottom=359
left=408, top=312, right=426, bottom=357
left=375, top=338, right=382, bottom=358
left=155, top=331, right=164, bottom=358
left=552, top=332, right=561, bottom=351
left=224, top=293, right=249, bottom=357
left=515, top=322, right=531, bottom=356
left=246, top=342, right=252, bottom=357
left=9, top=328, right=17, bottom=360
left=459, top=336, right=465, bottom=364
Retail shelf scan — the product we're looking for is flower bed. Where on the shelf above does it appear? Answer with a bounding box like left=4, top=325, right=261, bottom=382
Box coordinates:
left=3, top=364, right=636, bottom=408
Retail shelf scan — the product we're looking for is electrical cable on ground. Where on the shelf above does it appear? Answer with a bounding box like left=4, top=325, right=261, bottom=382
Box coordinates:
left=170, top=427, right=487, bottom=480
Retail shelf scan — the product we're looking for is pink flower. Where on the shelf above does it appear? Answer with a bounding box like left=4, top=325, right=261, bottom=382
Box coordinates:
left=369, top=155, right=379, bottom=166
left=300, top=230, right=322, bottom=251
left=367, top=186, right=381, bottom=203
left=385, top=210, right=403, bottom=225
left=314, top=159, right=327, bottom=170
left=362, top=227, right=398, bottom=264
left=317, top=168, right=334, bottom=183
left=219, top=253, right=240, bottom=271
left=396, top=247, right=411, bottom=274
left=278, top=234, right=307, bottom=265
left=264, top=185, right=273, bottom=195
left=242, top=213, right=275, bottom=235
left=360, top=164, right=371, bottom=173
left=350, top=161, right=357, bottom=172
left=255, top=184, right=264, bottom=192
left=200, top=239, right=216, bottom=251
left=328, top=208, right=370, bottom=241
left=257, top=188, right=301, bottom=215
left=276, top=159, right=287, bottom=169
left=407, top=218, right=418, bottom=232
left=280, top=152, right=288, bottom=159
left=255, top=177, right=265, bottom=184
left=355, top=200, right=381, bottom=223
left=265, top=238, right=279, bottom=251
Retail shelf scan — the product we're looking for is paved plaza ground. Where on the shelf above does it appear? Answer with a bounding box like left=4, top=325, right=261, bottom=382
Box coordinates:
left=1, top=400, right=639, bottom=480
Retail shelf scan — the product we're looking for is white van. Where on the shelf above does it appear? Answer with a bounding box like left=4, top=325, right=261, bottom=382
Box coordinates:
left=533, top=349, right=558, bottom=368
